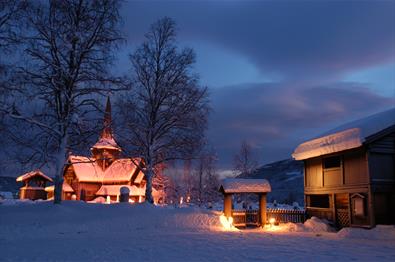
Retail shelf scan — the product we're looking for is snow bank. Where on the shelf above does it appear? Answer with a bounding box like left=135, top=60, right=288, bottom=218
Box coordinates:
left=277, top=217, right=335, bottom=233
left=337, top=225, right=395, bottom=240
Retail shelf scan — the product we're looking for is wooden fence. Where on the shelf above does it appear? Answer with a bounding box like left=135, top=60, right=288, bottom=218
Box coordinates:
left=267, top=208, right=306, bottom=224
left=232, top=208, right=306, bottom=227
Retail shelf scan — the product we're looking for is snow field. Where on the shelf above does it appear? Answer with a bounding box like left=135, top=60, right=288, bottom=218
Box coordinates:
left=1, top=201, right=394, bottom=261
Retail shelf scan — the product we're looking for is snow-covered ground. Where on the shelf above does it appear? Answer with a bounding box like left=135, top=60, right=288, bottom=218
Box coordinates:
left=1, top=201, right=395, bottom=261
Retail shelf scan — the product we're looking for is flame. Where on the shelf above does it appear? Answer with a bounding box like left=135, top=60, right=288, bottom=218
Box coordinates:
left=220, top=215, right=234, bottom=230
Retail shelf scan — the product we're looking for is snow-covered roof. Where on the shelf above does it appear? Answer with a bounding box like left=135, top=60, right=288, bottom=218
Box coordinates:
left=96, top=185, right=145, bottom=196
left=68, top=155, right=143, bottom=183
left=16, top=170, right=53, bottom=183
left=293, top=108, right=395, bottom=160
left=45, top=181, right=74, bottom=193
left=91, top=137, right=121, bottom=151
left=220, top=178, right=271, bottom=193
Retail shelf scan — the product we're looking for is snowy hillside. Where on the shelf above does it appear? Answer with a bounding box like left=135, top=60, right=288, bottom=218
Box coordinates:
left=240, top=159, right=304, bottom=205
left=1, top=201, right=395, bottom=261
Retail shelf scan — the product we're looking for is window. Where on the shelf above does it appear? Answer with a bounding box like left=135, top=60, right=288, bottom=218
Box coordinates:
left=323, top=156, right=341, bottom=169
left=308, top=194, right=330, bottom=208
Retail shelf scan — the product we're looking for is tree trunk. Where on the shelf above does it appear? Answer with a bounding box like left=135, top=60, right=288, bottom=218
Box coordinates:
left=53, top=136, right=67, bottom=204
left=144, top=166, right=154, bottom=204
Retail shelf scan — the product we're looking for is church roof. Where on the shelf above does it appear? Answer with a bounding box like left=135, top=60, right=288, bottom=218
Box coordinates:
left=16, top=170, right=53, bottom=183
left=68, top=155, right=143, bottom=183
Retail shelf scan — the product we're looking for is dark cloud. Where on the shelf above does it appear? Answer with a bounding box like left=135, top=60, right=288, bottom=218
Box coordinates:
left=118, top=1, right=395, bottom=168
left=122, top=0, right=395, bottom=79
left=208, top=82, right=394, bottom=167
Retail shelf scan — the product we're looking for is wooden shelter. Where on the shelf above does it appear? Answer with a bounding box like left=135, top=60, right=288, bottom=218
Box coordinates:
left=293, top=108, right=395, bottom=228
left=219, top=178, right=271, bottom=227
left=16, top=170, right=53, bottom=200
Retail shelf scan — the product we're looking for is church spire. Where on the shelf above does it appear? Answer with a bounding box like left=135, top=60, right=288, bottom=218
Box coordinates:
left=91, top=97, right=121, bottom=153
left=101, top=96, right=113, bottom=140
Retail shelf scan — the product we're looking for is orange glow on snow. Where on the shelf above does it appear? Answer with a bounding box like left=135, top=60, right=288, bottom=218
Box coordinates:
left=219, top=215, right=234, bottom=230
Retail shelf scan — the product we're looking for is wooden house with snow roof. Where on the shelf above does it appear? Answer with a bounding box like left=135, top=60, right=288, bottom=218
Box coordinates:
left=293, top=108, right=395, bottom=228
left=58, top=98, right=147, bottom=203
left=17, top=170, right=53, bottom=200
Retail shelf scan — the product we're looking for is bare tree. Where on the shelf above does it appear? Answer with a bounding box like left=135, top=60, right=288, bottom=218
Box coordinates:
left=1, top=0, right=123, bottom=203
left=233, top=140, right=258, bottom=177
left=0, top=0, right=27, bottom=96
left=118, top=17, right=209, bottom=203
left=0, top=0, right=27, bottom=50
left=193, top=145, right=221, bottom=206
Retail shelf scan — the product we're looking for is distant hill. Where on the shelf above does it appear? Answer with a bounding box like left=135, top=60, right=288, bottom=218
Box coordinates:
left=0, top=176, right=21, bottom=198
left=238, top=159, right=304, bottom=205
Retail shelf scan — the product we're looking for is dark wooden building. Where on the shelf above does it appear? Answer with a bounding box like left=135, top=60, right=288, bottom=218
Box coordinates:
left=293, top=109, right=395, bottom=228
left=16, top=170, right=53, bottom=200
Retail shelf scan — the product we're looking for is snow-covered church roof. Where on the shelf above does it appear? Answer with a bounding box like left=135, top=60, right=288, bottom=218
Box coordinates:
left=220, top=178, right=271, bottom=193
left=293, top=108, right=395, bottom=160
left=68, top=155, right=144, bottom=183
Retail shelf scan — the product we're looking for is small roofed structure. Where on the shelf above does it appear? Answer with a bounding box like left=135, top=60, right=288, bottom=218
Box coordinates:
left=16, top=170, right=53, bottom=200
left=219, top=178, right=271, bottom=227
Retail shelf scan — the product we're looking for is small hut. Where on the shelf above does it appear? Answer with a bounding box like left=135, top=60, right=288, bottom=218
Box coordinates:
left=16, top=170, right=53, bottom=200
left=219, top=178, right=271, bottom=227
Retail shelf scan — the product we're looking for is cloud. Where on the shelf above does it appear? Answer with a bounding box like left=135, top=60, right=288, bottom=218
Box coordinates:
left=208, top=82, right=394, bottom=167
left=121, top=1, right=395, bottom=80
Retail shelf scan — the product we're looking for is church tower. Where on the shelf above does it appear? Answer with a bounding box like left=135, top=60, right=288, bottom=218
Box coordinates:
left=91, top=97, right=121, bottom=170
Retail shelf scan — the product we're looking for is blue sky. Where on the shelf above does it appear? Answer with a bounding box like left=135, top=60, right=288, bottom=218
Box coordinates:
left=117, top=0, right=395, bottom=169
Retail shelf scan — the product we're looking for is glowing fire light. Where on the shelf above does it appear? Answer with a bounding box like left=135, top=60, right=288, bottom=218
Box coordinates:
left=138, top=195, right=142, bottom=203
left=269, top=217, right=276, bottom=227
left=106, top=196, right=111, bottom=204
left=179, top=196, right=183, bottom=205
left=220, top=215, right=234, bottom=230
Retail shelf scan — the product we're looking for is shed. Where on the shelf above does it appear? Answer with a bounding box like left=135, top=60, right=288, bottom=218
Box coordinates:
left=219, top=178, right=271, bottom=227
left=16, top=170, right=53, bottom=200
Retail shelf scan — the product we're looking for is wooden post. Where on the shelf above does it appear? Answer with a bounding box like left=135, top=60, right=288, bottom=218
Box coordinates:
left=224, top=193, right=232, bottom=218
left=259, top=193, right=267, bottom=226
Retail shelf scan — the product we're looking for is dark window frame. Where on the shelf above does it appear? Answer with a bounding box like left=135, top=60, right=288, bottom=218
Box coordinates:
left=323, top=155, right=342, bottom=170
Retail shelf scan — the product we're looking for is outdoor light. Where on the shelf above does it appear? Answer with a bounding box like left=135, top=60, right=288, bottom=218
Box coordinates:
left=269, top=217, right=276, bottom=227
left=219, top=214, right=234, bottom=230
